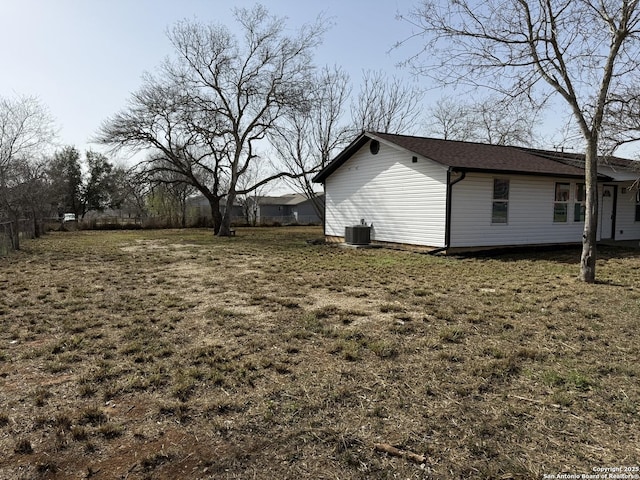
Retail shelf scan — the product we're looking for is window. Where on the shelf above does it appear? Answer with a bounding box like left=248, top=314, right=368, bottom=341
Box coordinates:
left=574, top=183, right=585, bottom=222
left=554, top=183, right=570, bottom=222
left=492, top=179, right=509, bottom=224
left=636, top=191, right=640, bottom=222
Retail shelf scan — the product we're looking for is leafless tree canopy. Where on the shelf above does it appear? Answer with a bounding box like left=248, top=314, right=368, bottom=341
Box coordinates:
left=98, top=5, right=326, bottom=235
left=97, top=75, right=229, bottom=232
left=269, top=66, right=352, bottom=221
left=427, top=95, right=539, bottom=146
left=0, top=97, right=52, bottom=154
left=0, top=95, right=56, bottom=178
left=271, top=66, right=428, bottom=218
left=405, top=1, right=640, bottom=133
left=0, top=95, right=56, bottom=244
left=351, top=70, right=425, bottom=134
left=603, top=81, right=640, bottom=152
left=404, top=0, right=640, bottom=282
left=166, top=6, right=326, bottom=235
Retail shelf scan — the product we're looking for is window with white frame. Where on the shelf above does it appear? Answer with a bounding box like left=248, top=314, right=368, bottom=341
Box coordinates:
left=574, top=183, right=585, bottom=222
left=636, top=190, right=640, bottom=222
left=492, top=178, right=509, bottom=224
left=554, top=182, right=570, bottom=222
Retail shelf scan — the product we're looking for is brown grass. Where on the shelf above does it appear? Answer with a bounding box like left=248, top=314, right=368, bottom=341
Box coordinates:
left=0, top=227, right=639, bottom=479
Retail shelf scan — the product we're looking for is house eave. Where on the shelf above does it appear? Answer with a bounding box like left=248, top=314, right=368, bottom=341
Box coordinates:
left=451, top=167, right=613, bottom=181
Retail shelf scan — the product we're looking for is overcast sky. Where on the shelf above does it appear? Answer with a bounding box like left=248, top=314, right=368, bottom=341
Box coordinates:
left=1, top=0, right=423, bottom=163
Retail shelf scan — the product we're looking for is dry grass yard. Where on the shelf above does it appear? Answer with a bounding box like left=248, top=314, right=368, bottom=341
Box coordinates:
left=0, top=227, right=639, bottom=479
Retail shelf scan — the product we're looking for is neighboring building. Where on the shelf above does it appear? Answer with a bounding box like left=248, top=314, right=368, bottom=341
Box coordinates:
left=313, top=132, right=640, bottom=252
left=186, top=193, right=324, bottom=226
left=251, top=193, right=324, bottom=225
left=186, top=197, right=244, bottom=225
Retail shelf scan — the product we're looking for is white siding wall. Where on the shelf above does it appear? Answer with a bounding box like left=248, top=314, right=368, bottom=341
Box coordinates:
left=325, top=141, right=448, bottom=247
left=450, top=173, right=590, bottom=247
left=614, top=183, right=640, bottom=240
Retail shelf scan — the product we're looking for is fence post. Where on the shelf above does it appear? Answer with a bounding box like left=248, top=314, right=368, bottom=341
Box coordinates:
left=9, top=221, right=19, bottom=250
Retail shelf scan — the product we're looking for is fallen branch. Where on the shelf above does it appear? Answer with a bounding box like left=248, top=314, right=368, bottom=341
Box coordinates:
left=373, top=443, right=425, bottom=464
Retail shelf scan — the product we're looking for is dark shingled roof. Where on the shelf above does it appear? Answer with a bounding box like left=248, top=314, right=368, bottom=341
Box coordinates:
left=520, top=147, right=640, bottom=171
left=314, top=132, right=615, bottom=183
left=374, top=133, right=588, bottom=175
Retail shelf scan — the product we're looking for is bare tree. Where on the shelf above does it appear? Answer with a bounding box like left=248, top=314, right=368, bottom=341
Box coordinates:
left=10, top=156, right=52, bottom=237
left=97, top=76, right=228, bottom=233
left=351, top=70, right=425, bottom=134
left=601, top=83, right=640, bottom=159
left=166, top=5, right=326, bottom=236
left=472, top=96, right=539, bottom=146
left=427, top=95, right=539, bottom=146
left=0, top=95, right=56, bottom=247
left=0, top=96, right=56, bottom=175
left=100, top=6, right=325, bottom=236
left=270, top=66, right=352, bottom=222
left=404, top=0, right=640, bottom=282
left=427, top=96, right=476, bottom=141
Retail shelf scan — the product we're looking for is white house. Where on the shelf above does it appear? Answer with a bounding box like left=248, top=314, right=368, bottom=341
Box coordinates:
left=313, top=132, right=640, bottom=252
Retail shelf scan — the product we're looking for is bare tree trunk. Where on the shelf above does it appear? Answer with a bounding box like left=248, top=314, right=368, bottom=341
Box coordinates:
left=32, top=214, right=40, bottom=238
left=581, top=141, right=598, bottom=283
left=218, top=190, right=236, bottom=236
left=208, top=197, right=222, bottom=234
left=219, top=159, right=239, bottom=236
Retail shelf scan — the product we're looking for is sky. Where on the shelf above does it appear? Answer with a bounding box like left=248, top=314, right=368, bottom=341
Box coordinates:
left=1, top=0, right=424, bottom=165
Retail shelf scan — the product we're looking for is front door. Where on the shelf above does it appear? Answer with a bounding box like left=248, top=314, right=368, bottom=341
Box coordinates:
left=600, top=185, right=616, bottom=240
